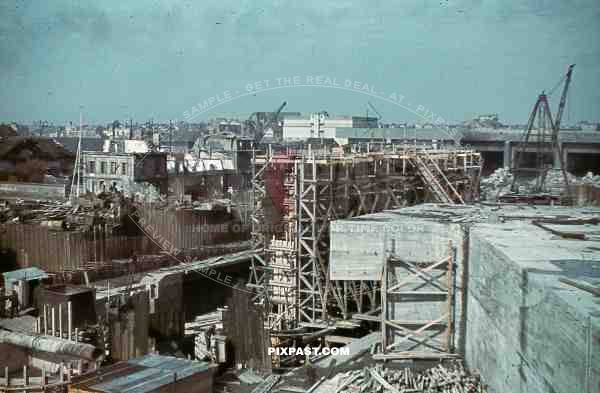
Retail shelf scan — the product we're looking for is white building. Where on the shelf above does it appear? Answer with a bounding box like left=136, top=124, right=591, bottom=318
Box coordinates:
left=81, top=151, right=135, bottom=194
left=282, top=112, right=353, bottom=140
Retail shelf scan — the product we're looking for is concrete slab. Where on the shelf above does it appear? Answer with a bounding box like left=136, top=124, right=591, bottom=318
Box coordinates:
left=329, top=202, right=600, bottom=392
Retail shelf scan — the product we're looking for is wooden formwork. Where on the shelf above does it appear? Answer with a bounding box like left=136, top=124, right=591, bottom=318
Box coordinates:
left=247, top=146, right=480, bottom=359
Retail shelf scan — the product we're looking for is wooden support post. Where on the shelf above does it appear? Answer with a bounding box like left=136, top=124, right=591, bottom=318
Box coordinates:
left=75, top=327, right=79, bottom=343
left=43, top=304, right=47, bottom=335
left=22, top=365, right=28, bottom=387
left=59, top=362, right=64, bottom=383
left=67, top=301, right=72, bottom=341
left=58, top=303, right=63, bottom=339
left=41, top=368, right=46, bottom=388
left=446, top=240, right=455, bottom=353
left=4, top=366, right=8, bottom=386
left=51, top=307, right=56, bottom=337
left=381, top=237, right=388, bottom=355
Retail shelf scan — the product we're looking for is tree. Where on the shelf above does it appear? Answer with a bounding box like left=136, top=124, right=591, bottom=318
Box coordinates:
left=14, top=160, right=48, bottom=182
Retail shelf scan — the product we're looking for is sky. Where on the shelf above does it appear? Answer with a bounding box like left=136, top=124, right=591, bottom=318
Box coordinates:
left=0, top=0, right=599, bottom=124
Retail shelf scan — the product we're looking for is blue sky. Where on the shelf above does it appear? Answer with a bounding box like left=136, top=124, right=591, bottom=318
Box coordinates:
left=0, top=0, right=599, bottom=124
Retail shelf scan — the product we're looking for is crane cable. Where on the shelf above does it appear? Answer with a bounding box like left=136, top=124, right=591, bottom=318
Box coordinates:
left=547, top=73, right=567, bottom=97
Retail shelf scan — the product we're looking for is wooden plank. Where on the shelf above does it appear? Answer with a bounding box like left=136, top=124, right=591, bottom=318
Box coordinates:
left=372, top=352, right=460, bottom=360
left=324, top=335, right=355, bottom=345
left=559, top=277, right=600, bottom=296
left=351, top=313, right=381, bottom=322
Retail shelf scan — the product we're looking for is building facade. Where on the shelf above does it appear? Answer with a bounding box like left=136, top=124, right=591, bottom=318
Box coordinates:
left=282, top=113, right=353, bottom=140
left=81, top=151, right=135, bottom=194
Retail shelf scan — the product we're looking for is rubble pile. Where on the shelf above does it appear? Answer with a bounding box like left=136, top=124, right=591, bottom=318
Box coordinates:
left=542, top=170, right=577, bottom=194
left=480, top=167, right=513, bottom=201
left=0, top=198, right=121, bottom=228
left=123, top=180, right=161, bottom=203
left=481, top=168, right=600, bottom=201
left=313, top=362, right=486, bottom=393
left=577, top=171, right=600, bottom=186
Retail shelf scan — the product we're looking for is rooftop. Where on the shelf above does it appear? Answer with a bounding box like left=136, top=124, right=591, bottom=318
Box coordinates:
left=69, top=354, right=213, bottom=393
left=3, top=267, right=48, bottom=285
left=335, top=127, right=464, bottom=141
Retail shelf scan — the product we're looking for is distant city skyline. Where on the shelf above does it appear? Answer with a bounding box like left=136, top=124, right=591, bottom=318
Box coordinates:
left=1, top=1, right=599, bottom=124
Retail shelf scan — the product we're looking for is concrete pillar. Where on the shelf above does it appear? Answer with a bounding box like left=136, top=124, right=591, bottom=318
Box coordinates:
left=555, top=143, right=568, bottom=170
left=554, top=142, right=563, bottom=169
left=503, top=141, right=511, bottom=169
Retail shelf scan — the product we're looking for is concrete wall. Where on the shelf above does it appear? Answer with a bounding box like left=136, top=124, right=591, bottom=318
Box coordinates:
left=329, top=210, right=469, bottom=353
left=466, top=228, right=600, bottom=393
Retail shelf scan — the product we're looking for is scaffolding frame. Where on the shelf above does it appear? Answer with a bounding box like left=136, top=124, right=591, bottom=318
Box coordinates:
left=249, top=146, right=480, bottom=342
left=376, top=240, right=457, bottom=360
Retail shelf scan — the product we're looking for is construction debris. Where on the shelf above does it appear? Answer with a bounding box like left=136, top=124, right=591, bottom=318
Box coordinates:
left=185, top=308, right=227, bottom=336
left=578, top=171, right=600, bottom=186
left=250, top=374, right=281, bottom=393
left=480, top=167, right=514, bottom=201
left=239, top=369, right=266, bottom=385
left=312, top=362, right=486, bottom=393
left=482, top=167, right=600, bottom=202
left=190, top=308, right=229, bottom=363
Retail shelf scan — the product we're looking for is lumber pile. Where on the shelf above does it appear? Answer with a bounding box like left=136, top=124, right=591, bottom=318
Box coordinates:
left=251, top=374, right=281, bottom=393
left=313, top=362, right=486, bottom=393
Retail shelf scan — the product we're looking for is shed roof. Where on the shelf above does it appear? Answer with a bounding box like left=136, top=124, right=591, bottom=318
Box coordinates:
left=71, top=354, right=212, bottom=393
left=3, top=267, right=48, bottom=285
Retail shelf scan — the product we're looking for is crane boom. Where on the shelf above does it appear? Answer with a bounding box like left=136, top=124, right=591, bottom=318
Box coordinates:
left=367, top=101, right=383, bottom=120
left=553, top=64, right=575, bottom=135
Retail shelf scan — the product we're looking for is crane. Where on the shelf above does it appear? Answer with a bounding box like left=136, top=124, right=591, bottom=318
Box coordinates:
left=246, top=101, right=287, bottom=143
left=553, top=64, right=575, bottom=145
left=361, top=101, right=386, bottom=149
left=551, top=64, right=575, bottom=201
left=368, top=101, right=383, bottom=126
left=510, top=64, right=575, bottom=200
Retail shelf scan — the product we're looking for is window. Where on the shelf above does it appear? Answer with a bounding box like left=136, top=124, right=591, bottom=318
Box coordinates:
left=121, top=162, right=128, bottom=176
left=88, top=161, right=96, bottom=173
left=100, top=162, right=107, bottom=174
left=110, top=162, right=117, bottom=174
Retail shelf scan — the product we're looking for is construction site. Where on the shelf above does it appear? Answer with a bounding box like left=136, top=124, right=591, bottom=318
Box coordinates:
left=0, top=63, right=599, bottom=393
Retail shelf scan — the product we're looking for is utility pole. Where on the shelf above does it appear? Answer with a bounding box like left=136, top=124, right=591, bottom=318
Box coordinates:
left=169, top=120, right=173, bottom=153
left=69, top=109, right=83, bottom=204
